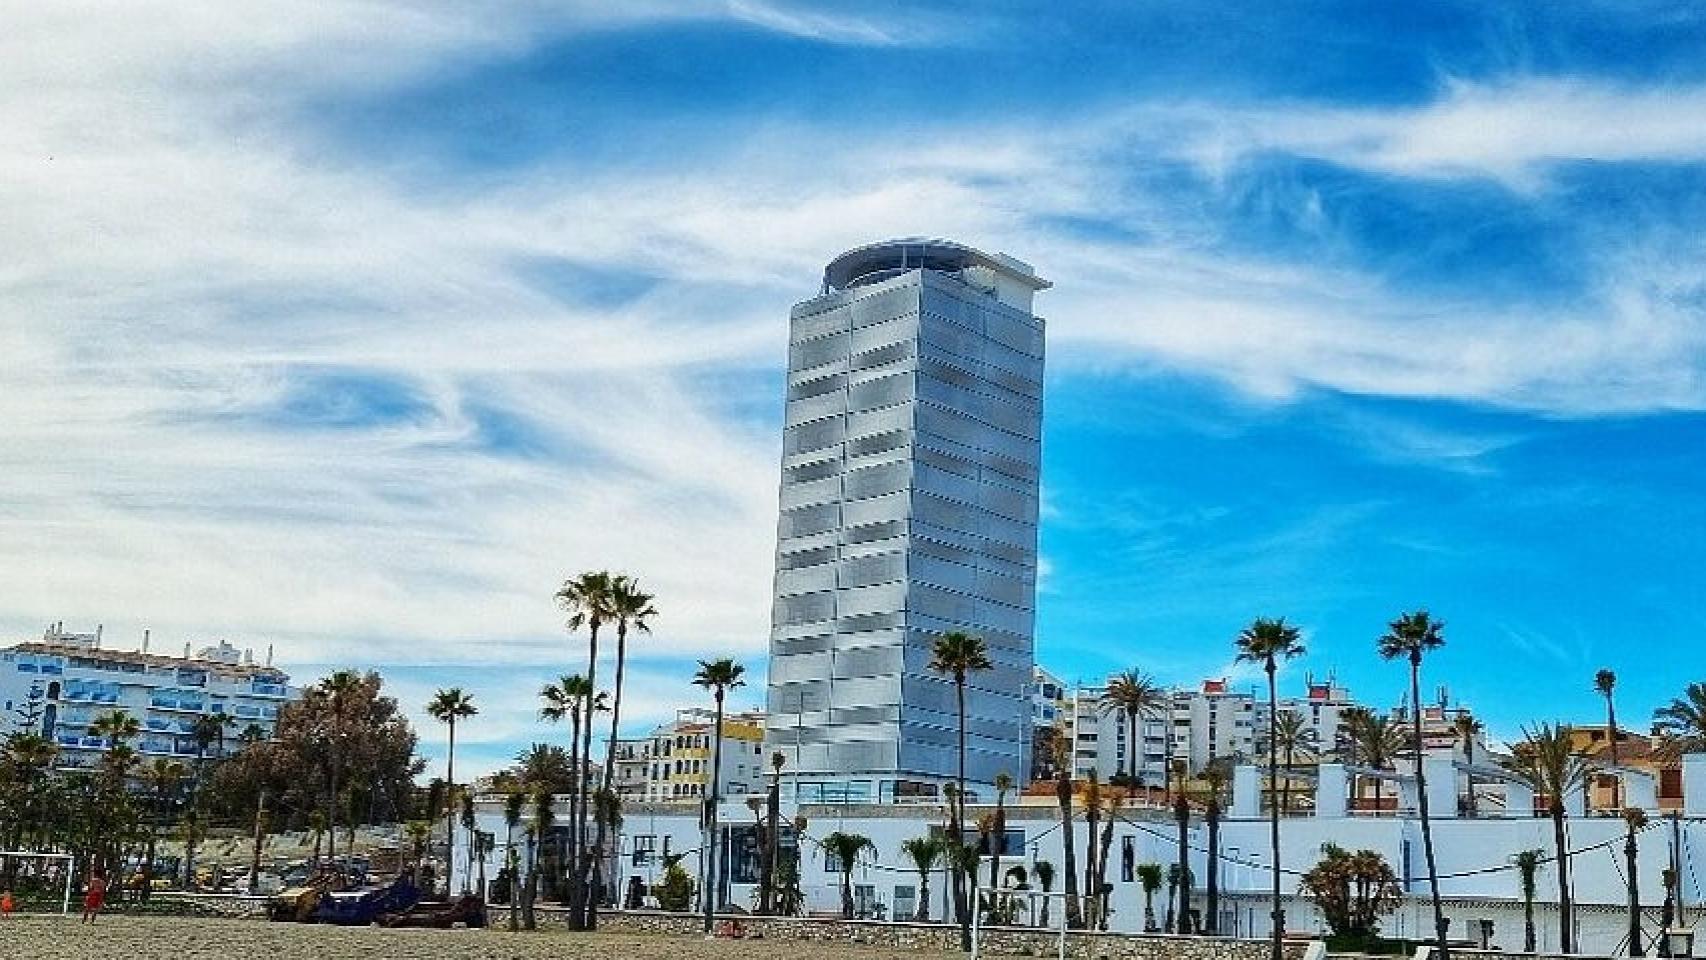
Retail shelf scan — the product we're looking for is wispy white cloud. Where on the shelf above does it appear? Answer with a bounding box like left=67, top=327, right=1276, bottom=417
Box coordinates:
left=4, top=0, right=1706, bottom=722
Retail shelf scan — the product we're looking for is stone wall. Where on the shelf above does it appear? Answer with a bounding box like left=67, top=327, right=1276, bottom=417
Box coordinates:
left=593, top=910, right=1313, bottom=960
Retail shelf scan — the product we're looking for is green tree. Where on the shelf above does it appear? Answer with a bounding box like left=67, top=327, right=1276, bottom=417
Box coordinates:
left=139, top=757, right=187, bottom=899
left=692, top=657, right=745, bottom=932
left=427, top=687, right=478, bottom=894
left=1378, top=610, right=1449, bottom=960
left=1514, top=849, right=1543, bottom=953
left=1136, top=862, right=1163, bottom=931
left=901, top=834, right=943, bottom=922
left=1104, top=670, right=1166, bottom=787
left=1299, top=844, right=1401, bottom=942
left=1504, top=724, right=1596, bottom=954
left=655, top=854, right=696, bottom=911
left=1654, top=683, right=1706, bottom=754
left=1235, top=617, right=1305, bottom=960
left=1268, top=710, right=1316, bottom=814
left=929, top=629, right=992, bottom=950
left=822, top=831, right=876, bottom=919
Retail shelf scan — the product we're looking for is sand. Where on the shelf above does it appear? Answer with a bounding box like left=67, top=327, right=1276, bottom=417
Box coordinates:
left=0, top=914, right=967, bottom=960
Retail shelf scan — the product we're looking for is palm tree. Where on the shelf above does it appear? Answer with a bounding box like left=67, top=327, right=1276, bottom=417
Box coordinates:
left=1136, top=862, right=1163, bottom=932
left=90, top=709, right=141, bottom=747
left=183, top=710, right=233, bottom=889
left=929, top=630, right=992, bottom=950
left=1504, top=723, right=1596, bottom=954
left=1104, top=670, right=1166, bottom=789
left=1624, top=807, right=1648, bottom=957
left=902, top=835, right=943, bottom=922
left=1378, top=610, right=1449, bottom=960
left=1165, top=862, right=1187, bottom=934
left=761, top=751, right=786, bottom=914
left=1199, top=758, right=1233, bottom=934
left=593, top=576, right=656, bottom=922
left=1268, top=710, right=1316, bottom=815
left=1454, top=713, right=1485, bottom=817
left=1654, top=683, right=1706, bottom=754
left=822, top=831, right=876, bottom=919
left=523, top=788, right=555, bottom=929
left=540, top=674, right=601, bottom=915
left=427, top=687, right=478, bottom=894
left=503, top=791, right=525, bottom=931
left=1235, top=617, right=1305, bottom=960
left=692, top=657, right=745, bottom=932
left=1052, top=733, right=1083, bottom=930
left=556, top=569, right=617, bottom=928
left=989, top=772, right=1014, bottom=894
left=1514, top=848, right=1543, bottom=953
left=1597, top=669, right=1620, bottom=811
left=1034, top=860, right=1056, bottom=928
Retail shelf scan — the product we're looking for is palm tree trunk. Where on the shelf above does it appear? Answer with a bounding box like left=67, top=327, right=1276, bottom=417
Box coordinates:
left=1608, top=695, right=1621, bottom=809
left=702, top=691, right=726, bottom=933
left=1628, top=826, right=1644, bottom=956
left=1554, top=809, right=1573, bottom=953
left=1267, top=664, right=1282, bottom=960
left=1095, top=811, right=1115, bottom=930
left=842, top=869, right=854, bottom=919
left=917, top=872, right=932, bottom=922
left=955, top=676, right=971, bottom=951
left=1523, top=892, right=1535, bottom=953
left=1412, top=661, right=1448, bottom=960
left=445, top=718, right=457, bottom=896
left=593, top=623, right=631, bottom=929
left=576, top=622, right=601, bottom=930
left=1177, top=799, right=1192, bottom=934
left=1205, top=806, right=1221, bottom=934
left=567, top=709, right=583, bottom=912
left=1058, top=771, right=1082, bottom=929
left=1084, top=796, right=1100, bottom=926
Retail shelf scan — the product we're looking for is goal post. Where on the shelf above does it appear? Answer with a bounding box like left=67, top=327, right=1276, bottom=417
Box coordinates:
left=971, top=889, right=1071, bottom=960
left=0, top=851, right=76, bottom=915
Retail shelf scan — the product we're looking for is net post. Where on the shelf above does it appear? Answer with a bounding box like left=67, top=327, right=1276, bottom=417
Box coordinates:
left=63, top=855, right=74, bottom=916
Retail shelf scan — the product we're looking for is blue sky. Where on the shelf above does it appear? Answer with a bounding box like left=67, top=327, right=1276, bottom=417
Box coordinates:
left=4, top=1, right=1705, bottom=777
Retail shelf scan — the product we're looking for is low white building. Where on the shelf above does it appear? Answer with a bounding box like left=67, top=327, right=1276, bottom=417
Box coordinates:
left=457, top=754, right=1706, bottom=956
left=0, top=623, right=298, bottom=766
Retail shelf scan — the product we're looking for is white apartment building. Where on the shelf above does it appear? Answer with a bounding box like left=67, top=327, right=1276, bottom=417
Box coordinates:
left=1064, top=675, right=1361, bottom=784
left=629, top=708, right=769, bottom=803
left=0, top=624, right=298, bottom=766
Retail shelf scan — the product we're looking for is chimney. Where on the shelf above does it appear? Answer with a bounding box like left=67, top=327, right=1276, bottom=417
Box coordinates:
left=96, top=623, right=104, bottom=648
left=142, top=629, right=151, bottom=654
left=266, top=644, right=274, bottom=667
left=184, top=642, right=191, bottom=659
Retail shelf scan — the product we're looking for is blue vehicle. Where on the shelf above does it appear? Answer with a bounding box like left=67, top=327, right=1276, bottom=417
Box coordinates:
left=312, top=874, right=419, bottom=926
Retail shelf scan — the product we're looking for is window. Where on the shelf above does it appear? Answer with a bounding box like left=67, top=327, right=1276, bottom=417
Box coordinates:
left=1120, top=836, right=1135, bottom=882
left=632, top=835, right=656, bottom=866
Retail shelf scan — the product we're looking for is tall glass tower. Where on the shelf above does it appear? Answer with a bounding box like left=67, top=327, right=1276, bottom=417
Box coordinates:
left=765, top=239, right=1048, bottom=804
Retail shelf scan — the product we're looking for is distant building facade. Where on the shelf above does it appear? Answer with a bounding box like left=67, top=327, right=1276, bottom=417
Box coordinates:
left=0, top=623, right=297, bottom=767
left=763, top=239, right=1049, bottom=803
left=619, top=708, right=768, bottom=803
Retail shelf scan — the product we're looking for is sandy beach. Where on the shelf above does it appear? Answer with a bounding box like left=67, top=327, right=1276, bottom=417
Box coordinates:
left=0, top=914, right=968, bottom=960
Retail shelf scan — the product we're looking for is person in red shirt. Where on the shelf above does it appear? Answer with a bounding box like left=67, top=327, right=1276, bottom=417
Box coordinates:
left=81, top=871, right=106, bottom=924
left=1, top=887, right=15, bottom=919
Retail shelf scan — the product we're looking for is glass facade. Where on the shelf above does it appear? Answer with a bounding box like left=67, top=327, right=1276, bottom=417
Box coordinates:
left=765, top=240, right=1047, bottom=802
